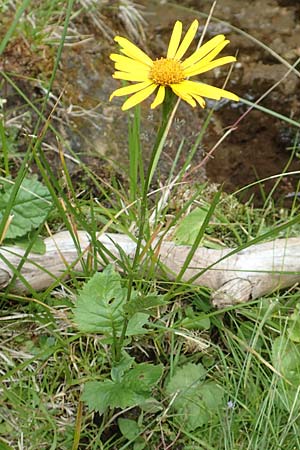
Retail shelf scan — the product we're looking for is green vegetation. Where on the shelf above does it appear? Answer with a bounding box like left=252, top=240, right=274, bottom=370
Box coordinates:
left=1, top=1, right=300, bottom=449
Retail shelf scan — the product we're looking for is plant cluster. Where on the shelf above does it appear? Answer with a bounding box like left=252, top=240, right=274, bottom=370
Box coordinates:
left=1, top=1, right=300, bottom=449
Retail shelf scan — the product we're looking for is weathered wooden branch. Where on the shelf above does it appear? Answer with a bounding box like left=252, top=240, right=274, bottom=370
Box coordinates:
left=0, top=231, right=299, bottom=307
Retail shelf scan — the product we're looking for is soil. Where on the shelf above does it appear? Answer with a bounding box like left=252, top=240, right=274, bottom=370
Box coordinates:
left=1, top=0, right=300, bottom=204
left=144, top=0, right=300, bottom=203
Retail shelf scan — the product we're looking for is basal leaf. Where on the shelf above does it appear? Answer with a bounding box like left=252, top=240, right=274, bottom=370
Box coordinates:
left=118, top=418, right=140, bottom=441
left=174, top=207, right=210, bottom=245
left=0, top=439, right=14, bottom=450
left=0, top=177, right=52, bottom=240
left=118, top=418, right=146, bottom=450
left=272, top=335, right=300, bottom=411
left=11, top=235, right=46, bottom=254
left=272, top=335, right=300, bottom=384
left=166, top=363, right=206, bottom=394
left=73, top=265, right=126, bottom=335
left=198, top=381, right=224, bottom=411
left=81, top=380, right=117, bottom=414
left=165, top=363, right=223, bottom=430
left=123, top=363, right=163, bottom=393
left=126, top=312, right=149, bottom=336
left=111, top=353, right=135, bottom=382
left=82, top=363, right=163, bottom=414
left=103, top=382, right=147, bottom=410
left=180, top=307, right=211, bottom=330
left=287, top=304, right=300, bottom=343
left=123, top=294, right=166, bottom=316
left=74, top=266, right=150, bottom=337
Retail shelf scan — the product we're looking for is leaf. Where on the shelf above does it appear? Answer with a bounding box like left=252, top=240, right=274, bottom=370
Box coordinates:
left=111, top=353, right=135, bottom=382
left=126, top=312, right=149, bottom=336
left=138, top=397, right=162, bottom=413
left=123, top=294, right=166, bottom=316
left=287, top=304, right=300, bottom=343
left=118, top=418, right=140, bottom=440
left=174, top=207, right=211, bottom=245
left=122, top=363, right=163, bottom=393
left=82, top=363, right=163, bottom=414
left=134, top=440, right=146, bottom=450
left=272, top=335, right=300, bottom=384
left=81, top=380, right=120, bottom=414
left=73, top=265, right=126, bottom=336
left=271, top=335, right=300, bottom=411
left=0, top=440, right=14, bottom=450
left=118, top=419, right=146, bottom=450
left=165, top=363, right=223, bottom=430
left=180, top=316, right=210, bottom=330
left=166, top=363, right=206, bottom=393
left=202, top=237, right=226, bottom=250
left=180, top=307, right=211, bottom=330
left=11, top=235, right=46, bottom=254
left=0, top=177, right=52, bottom=240
left=74, top=267, right=151, bottom=337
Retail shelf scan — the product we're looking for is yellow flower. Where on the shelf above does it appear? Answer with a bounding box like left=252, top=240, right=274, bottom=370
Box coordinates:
left=109, top=19, right=239, bottom=111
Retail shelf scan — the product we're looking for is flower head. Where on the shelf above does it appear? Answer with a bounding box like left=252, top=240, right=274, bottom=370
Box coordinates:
left=110, top=19, right=239, bottom=111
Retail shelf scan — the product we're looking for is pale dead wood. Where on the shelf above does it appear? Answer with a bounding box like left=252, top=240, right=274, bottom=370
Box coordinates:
left=0, top=231, right=299, bottom=307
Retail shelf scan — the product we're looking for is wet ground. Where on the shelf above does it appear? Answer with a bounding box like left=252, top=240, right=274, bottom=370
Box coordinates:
left=2, top=0, right=300, bottom=203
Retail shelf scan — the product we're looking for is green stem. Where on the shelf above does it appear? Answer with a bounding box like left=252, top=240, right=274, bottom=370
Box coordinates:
left=114, top=90, right=177, bottom=362
left=0, top=118, right=9, bottom=176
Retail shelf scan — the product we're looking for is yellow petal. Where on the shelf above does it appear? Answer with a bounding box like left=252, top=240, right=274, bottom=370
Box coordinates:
left=114, top=36, right=153, bottom=66
left=181, top=35, right=225, bottom=68
left=121, top=84, right=158, bottom=110
left=110, top=81, right=153, bottom=100
left=195, top=40, right=230, bottom=67
left=172, top=80, right=209, bottom=108
left=166, top=21, right=182, bottom=59
left=174, top=19, right=199, bottom=61
left=197, top=84, right=239, bottom=101
left=113, top=71, right=150, bottom=82
left=111, top=53, right=150, bottom=75
left=170, top=83, right=196, bottom=107
left=110, top=53, right=151, bottom=70
left=193, top=94, right=206, bottom=108
left=150, top=85, right=165, bottom=109
left=185, top=56, right=237, bottom=77
left=114, top=60, right=150, bottom=74
left=181, top=80, right=239, bottom=101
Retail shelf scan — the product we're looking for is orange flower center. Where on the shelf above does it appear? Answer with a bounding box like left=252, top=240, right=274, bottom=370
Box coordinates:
left=149, top=57, right=185, bottom=85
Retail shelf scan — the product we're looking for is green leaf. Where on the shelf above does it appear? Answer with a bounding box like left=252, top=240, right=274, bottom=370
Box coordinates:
left=118, top=418, right=146, bottom=450
left=272, top=335, right=300, bottom=384
left=11, top=235, right=46, bottom=254
left=166, top=362, right=206, bottom=392
left=0, top=440, right=14, bottom=450
left=126, top=312, right=149, bottom=336
left=118, top=418, right=140, bottom=440
left=180, top=308, right=211, bottom=330
left=165, top=363, right=223, bottom=430
left=271, top=335, right=300, bottom=410
left=74, top=266, right=150, bottom=337
left=122, top=363, right=163, bottom=393
left=82, top=363, right=163, bottom=414
left=81, top=380, right=120, bottom=414
left=287, top=304, right=300, bottom=343
left=174, top=207, right=210, bottom=245
left=138, top=397, right=162, bottom=413
left=202, top=237, right=226, bottom=250
left=73, top=265, right=126, bottom=336
left=123, top=294, right=166, bottom=316
left=134, top=440, right=146, bottom=450
left=111, top=353, right=135, bottom=382
left=0, top=177, right=52, bottom=240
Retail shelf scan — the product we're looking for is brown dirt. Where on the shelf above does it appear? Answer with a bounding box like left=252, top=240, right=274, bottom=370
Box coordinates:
left=1, top=0, right=300, bottom=204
